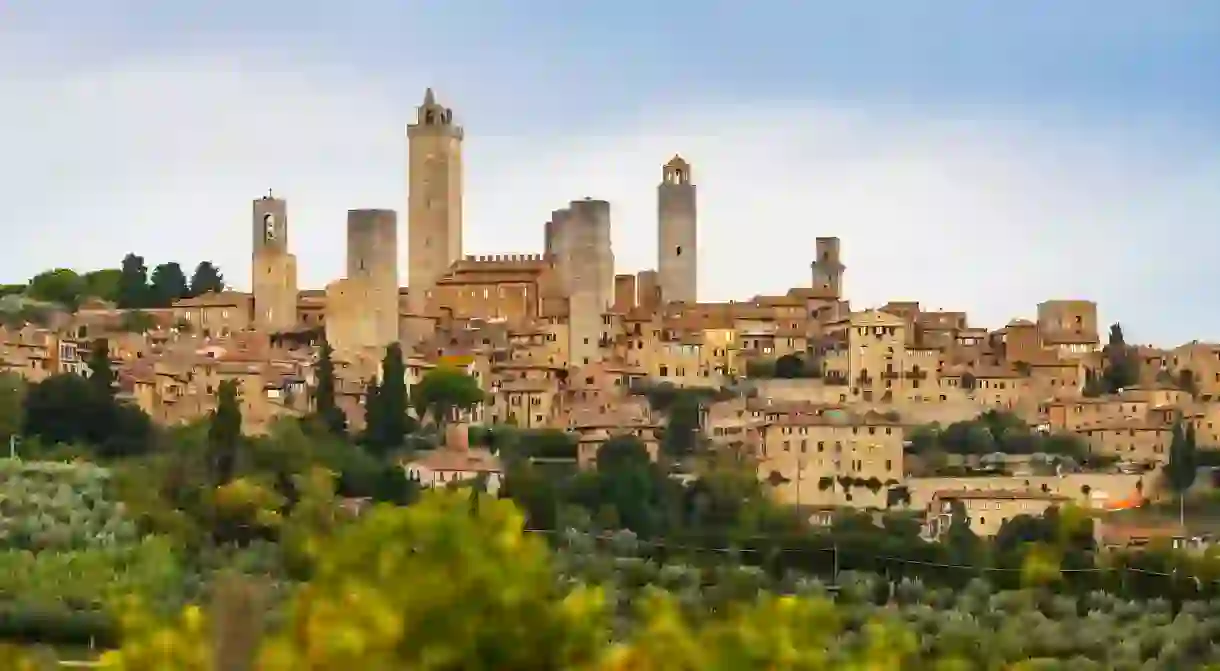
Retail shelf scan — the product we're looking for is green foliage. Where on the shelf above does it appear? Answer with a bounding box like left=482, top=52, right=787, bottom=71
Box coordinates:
left=907, top=410, right=1088, bottom=461
left=206, top=380, right=243, bottom=485
left=745, top=353, right=820, bottom=379
left=0, top=373, right=24, bottom=442
left=116, top=253, right=150, bottom=309
left=1166, top=418, right=1198, bottom=522
left=0, top=459, right=135, bottom=551
left=1101, top=323, right=1139, bottom=393
left=660, top=388, right=702, bottom=458
left=148, top=262, right=190, bottom=307
left=83, top=268, right=122, bottom=303
left=87, top=338, right=117, bottom=398
left=410, top=364, right=483, bottom=427
left=310, top=340, right=345, bottom=436
left=187, top=261, right=224, bottom=297
left=25, top=268, right=85, bottom=308
left=362, top=343, right=410, bottom=453
left=21, top=373, right=153, bottom=459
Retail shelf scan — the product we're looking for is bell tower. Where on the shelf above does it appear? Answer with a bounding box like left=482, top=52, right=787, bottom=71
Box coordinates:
left=406, top=87, right=464, bottom=314
left=251, top=192, right=298, bottom=332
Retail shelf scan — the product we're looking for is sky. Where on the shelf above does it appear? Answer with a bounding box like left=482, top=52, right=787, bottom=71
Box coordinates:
left=1, top=1, right=1218, bottom=345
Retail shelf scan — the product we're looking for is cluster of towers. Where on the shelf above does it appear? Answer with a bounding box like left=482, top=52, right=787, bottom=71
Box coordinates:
left=247, top=87, right=705, bottom=352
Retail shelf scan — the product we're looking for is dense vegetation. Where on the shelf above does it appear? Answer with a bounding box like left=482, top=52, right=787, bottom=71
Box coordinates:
left=4, top=253, right=226, bottom=314
left=4, top=339, right=1220, bottom=667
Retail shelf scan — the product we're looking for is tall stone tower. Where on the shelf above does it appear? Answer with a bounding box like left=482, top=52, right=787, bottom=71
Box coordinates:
left=325, top=210, right=400, bottom=353
left=348, top=209, right=400, bottom=346
left=406, top=87, right=463, bottom=315
left=657, top=155, right=697, bottom=304
left=562, top=199, right=615, bottom=367
left=251, top=193, right=298, bottom=332
left=811, top=236, right=845, bottom=298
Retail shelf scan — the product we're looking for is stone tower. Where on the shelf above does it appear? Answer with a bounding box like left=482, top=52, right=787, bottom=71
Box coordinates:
left=406, top=87, right=464, bottom=315
left=657, top=155, right=697, bottom=304
left=811, top=236, right=844, bottom=298
left=250, top=193, right=298, bottom=332
left=562, top=198, right=614, bottom=367
left=325, top=210, right=400, bottom=353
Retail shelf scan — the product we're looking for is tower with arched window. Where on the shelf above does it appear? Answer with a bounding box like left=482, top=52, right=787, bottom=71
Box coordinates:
left=406, top=88, right=464, bottom=315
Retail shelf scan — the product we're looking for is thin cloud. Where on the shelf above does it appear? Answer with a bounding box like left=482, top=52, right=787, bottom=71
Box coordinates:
left=0, top=54, right=1216, bottom=345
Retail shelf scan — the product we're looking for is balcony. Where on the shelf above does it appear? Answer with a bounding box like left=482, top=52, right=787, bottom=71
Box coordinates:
left=881, top=371, right=901, bottom=380
left=907, top=370, right=928, bottom=380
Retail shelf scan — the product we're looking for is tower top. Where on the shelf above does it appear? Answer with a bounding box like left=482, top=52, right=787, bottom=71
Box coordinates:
left=411, top=86, right=459, bottom=132
left=662, top=155, right=692, bottom=185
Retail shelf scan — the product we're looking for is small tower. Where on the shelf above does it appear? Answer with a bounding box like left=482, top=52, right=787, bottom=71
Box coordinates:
left=251, top=193, right=298, bottom=332
left=406, top=87, right=464, bottom=316
left=811, top=237, right=844, bottom=299
left=657, top=155, right=697, bottom=305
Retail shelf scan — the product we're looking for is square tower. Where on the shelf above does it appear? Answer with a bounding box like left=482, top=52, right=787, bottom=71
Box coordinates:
left=811, top=237, right=844, bottom=299
left=657, top=155, right=697, bottom=304
left=251, top=193, right=298, bottom=332
left=406, top=87, right=464, bottom=315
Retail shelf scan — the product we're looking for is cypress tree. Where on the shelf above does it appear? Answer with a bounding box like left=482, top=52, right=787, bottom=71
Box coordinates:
left=313, top=339, right=346, bottom=435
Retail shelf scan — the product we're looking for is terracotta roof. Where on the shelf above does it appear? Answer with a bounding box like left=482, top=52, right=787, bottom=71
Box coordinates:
left=406, top=447, right=502, bottom=473
left=932, top=489, right=1068, bottom=502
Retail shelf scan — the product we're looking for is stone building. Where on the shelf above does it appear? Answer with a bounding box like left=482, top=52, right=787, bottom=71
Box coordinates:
left=325, top=209, right=400, bottom=353
left=250, top=194, right=298, bottom=332
left=406, top=88, right=464, bottom=317
left=657, top=155, right=697, bottom=305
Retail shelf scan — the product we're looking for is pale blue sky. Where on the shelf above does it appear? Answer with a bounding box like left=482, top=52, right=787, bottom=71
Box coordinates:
left=1, top=1, right=1218, bottom=344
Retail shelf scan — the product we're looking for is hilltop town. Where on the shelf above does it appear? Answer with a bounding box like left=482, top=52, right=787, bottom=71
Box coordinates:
left=1, top=87, right=1212, bottom=546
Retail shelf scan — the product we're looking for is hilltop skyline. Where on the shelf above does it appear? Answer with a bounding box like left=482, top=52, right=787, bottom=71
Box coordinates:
left=1, top=1, right=1218, bottom=344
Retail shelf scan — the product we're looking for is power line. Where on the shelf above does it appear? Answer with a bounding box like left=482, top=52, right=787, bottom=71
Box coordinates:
left=527, top=528, right=1213, bottom=583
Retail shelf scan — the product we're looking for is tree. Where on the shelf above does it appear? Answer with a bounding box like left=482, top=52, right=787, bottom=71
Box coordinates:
left=660, top=389, right=702, bottom=458
left=189, top=261, right=225, bottom=297
left=1166, top=418, right=1198, bottom=526
left=1082, top=368, right=1105, bottom=397
left=207, top=380, right=243, bottom=485
left=0, top=373, right=23, bottom=445
left=22, top=372, right=152, bottom=458
left=87, top=338, right=117, bottom=398
left=411, top=366, right=483, bottom=428
left=82, top=268, right=122, bottom=303
left=117, top=253, right=150, bottom=309
left=149, top=261, right=190, bottom=307
left=1102, top=322, right=1138, bottom=393
left=311, top=339, right=345, bottom=435
left=773, top=354, right=807, bottom=379
left=26, top=268, right=85, bottom=308
left=362, top=344, right=415, bottom=454
left=905, top=424, right=940, bottom=454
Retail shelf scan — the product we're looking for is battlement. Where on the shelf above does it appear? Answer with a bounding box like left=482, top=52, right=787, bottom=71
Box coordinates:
left=460, top=253, right=553, bottom=264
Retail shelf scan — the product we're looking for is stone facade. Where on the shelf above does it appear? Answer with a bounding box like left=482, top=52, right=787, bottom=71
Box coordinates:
left=406, top=88, right=463, bottom=317
left=250, top=195, right=298, bottom=333
left=657, top=156, right=697, bottom=304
